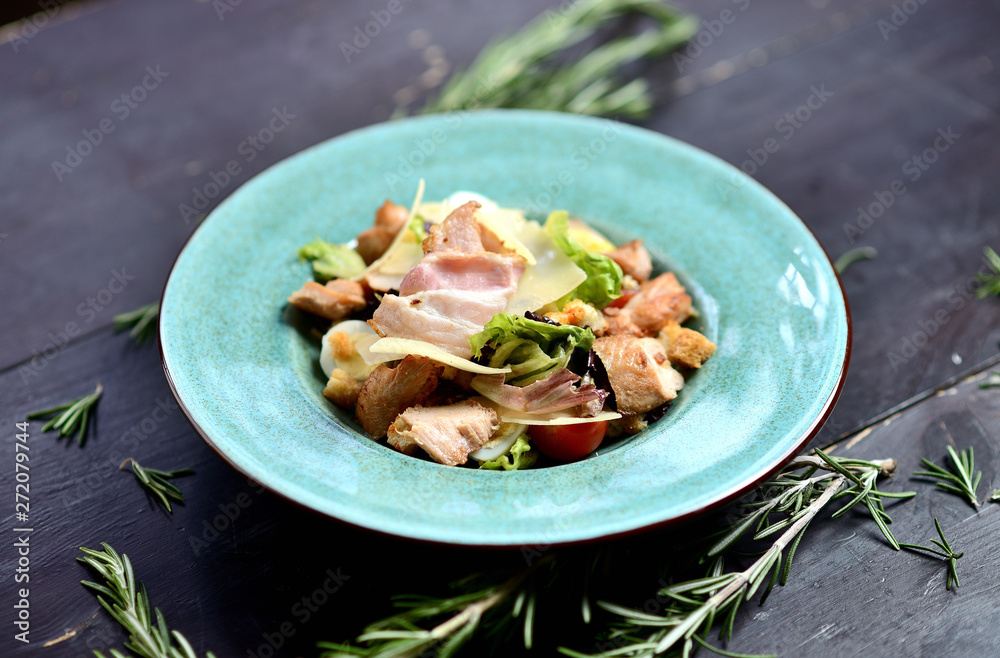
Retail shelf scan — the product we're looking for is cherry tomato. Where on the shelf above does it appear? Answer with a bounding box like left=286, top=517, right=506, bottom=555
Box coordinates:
left=528, top=421, right=608, bottom=461
left=605, top=290, right=637, bottom=309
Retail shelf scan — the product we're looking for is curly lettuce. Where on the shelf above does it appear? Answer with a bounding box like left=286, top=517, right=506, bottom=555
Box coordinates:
left=480, top=435, right=537, bottom=471
left=297, top=238, right=366, bottom=281
left=544, top=210, right=622, bottom=308
left=469, top=312, right=595, bottom=385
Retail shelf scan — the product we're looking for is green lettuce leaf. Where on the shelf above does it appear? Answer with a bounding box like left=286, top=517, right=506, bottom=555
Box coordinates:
left=409, top=215, right=427, bottom=242
left=297, top=238, right=366, bottom=281
left=544, top=210, right=622, bottom=308
left=469, top=312, right=595, bottom=385
left=480, top=435, right=537, bottom=471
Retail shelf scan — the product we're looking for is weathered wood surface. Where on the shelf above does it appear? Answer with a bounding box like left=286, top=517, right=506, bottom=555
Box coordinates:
left=3, top=0, right=1000, bottom=656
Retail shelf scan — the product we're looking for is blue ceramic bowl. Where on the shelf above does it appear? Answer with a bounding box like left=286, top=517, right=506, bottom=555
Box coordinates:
left=160, top=110, right=849, bottom=546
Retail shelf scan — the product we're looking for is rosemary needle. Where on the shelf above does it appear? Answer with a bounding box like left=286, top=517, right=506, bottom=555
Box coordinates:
left=834, top=246, right=877, bottom=274
left=113, top=301, right=160, bottom=344
left=120, top=458, right=194, bottom=513
left=326, top=451, right=913, bottom=658
left=27, top=382, right=103, bottom=445
left=78, top=543, right=216, bottom=658
left=975, top=246, right=1000, bottom=298
left=913, top=445, right=982, bottom=508
left=416, top=0, right=697, bottom=118
left=899, top=518, right=964, bottom=590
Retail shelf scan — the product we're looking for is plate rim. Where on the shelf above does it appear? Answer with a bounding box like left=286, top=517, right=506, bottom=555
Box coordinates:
left=158, top=108, right=852, bottom=547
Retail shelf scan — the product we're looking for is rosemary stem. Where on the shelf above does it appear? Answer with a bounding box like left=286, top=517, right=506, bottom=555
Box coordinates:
left=786, top=455, right=897, bottom=477
left=658, top=476, right=846, bottom=653
left=429, top=555, right=554, bottom=642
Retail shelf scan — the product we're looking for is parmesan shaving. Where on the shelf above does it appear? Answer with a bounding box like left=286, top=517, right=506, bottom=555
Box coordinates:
left=497, top=409, right=621, bottom=425
left=369, top=337, right=511, bottom=374
left=506, top=220, right=587, bottom=315
left=473, top=397, right=620, bottom=425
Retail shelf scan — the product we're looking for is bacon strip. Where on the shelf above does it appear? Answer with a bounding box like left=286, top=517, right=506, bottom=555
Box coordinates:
left=371, top=201, right=526, bottom=358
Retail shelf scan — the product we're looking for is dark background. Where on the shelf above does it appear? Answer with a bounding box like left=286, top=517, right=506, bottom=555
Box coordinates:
left=3, top=1, right=1000, bottom=656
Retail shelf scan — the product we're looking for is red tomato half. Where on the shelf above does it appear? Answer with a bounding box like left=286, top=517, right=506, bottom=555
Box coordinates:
left=528, top=421, right=608, bottom=461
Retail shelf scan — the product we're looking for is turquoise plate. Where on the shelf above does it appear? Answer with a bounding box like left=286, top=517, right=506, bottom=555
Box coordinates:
left=160, top=110, right=849, bottom=546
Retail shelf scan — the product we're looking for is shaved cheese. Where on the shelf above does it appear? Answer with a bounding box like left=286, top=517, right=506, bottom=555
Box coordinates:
left=369, top=337, right=511, bottom=374
left=506, top=221, right=587, bottom=315
left=496, top=408, right=621, bottom=425
left=418, top=192, right=497, bottom=224
left=473, top=396, right=619, bottom=425
left=363, top=239, right=424, bottom=291
left=414, top=202, right=448, bottom=224
left=355, top=333, right=396, bottom=366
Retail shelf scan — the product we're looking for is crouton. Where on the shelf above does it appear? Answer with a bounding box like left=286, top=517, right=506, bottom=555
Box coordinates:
left=658, top=322, right=716, bottom=369
left=544, top=299, right=608, bottom=334
left=322, top=368, right=362, bottom=409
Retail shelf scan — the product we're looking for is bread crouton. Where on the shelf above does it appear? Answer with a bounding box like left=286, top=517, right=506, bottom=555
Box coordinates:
left=545, top=299, right=608, bottom=334
left=322, top=368, right=362, bottom=409
left=607, top=414, right=649, bottom=437
left=658, top=322, right=716, bottom=369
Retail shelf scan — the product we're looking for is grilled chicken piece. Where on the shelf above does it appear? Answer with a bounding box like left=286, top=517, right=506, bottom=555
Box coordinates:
left=658, top=322, right=716, bottom=369
left=604, top=240, right=652, bottom=283
left=605, top=272, right=692, bottom=337
left=288, top=279, right=367, bottom=321
left=371, top=201, right=526, bottom=356
left=593, top=334, right=684, bottom=415
left=387, top=400, right=499, bottom=466
left=356, top=200, right=410, bottom=265
left=355, top=356, right=443, bottom=438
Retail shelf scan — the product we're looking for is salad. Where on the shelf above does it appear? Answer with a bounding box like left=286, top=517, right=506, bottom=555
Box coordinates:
left=287, top=186, right=716, bottom=469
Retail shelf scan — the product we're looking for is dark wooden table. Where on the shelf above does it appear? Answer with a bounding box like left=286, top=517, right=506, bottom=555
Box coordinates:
left=4, top=1, right=1000, bottom=656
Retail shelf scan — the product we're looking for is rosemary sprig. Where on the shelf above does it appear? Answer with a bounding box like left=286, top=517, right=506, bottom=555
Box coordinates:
left=975, top=246, right=1000, bottom=298
left=319, top=555, right=556, bottom=658
left=913, top=445, right=982, bottom=508
left=980, top=371, right=1000, bottom=388
left=113, top=301, right=160, bottom=344
left=27, top=382, right=103, bottom=445
left=834, top=246, right=877, bottom=274
left=417, top=0, right=697, bottom=118
left=558, top=452, right=912, bottom=658
left=120, top=458, right=194, bottom=513
left=78, top=543, right=216, bottom=658
left=899, top=518, right=964, bottom=590
left=990, top=490, right=1000, bottom=503
left=325, top=451, right=913, bottom=658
